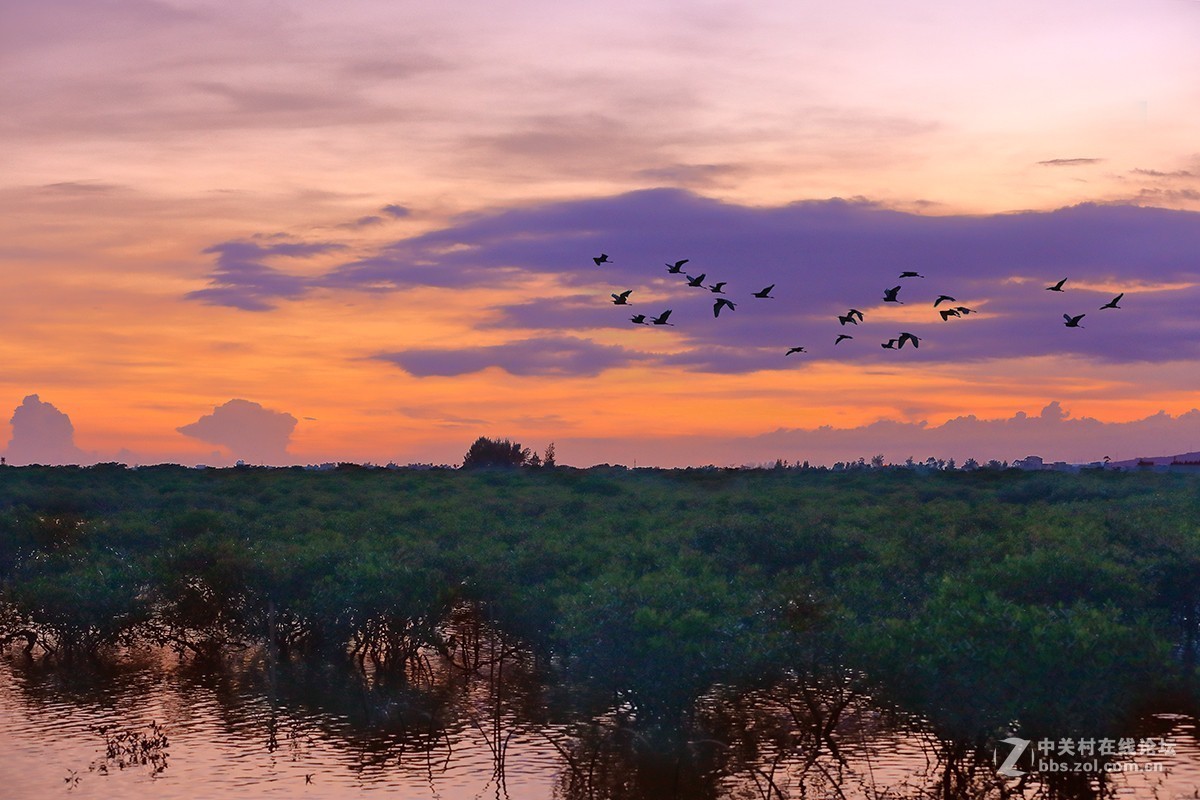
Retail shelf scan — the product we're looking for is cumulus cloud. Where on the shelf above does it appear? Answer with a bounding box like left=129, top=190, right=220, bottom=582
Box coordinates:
left=176, top=399, right=298, bottom=464
left=2, top=394, right=89, bottom=465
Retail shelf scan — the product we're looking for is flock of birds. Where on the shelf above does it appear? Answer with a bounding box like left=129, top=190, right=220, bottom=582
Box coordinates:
left=591, top=253, right=1126, bottom=356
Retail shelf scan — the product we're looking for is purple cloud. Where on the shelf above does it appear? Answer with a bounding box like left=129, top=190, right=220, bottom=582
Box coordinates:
left=191, top=189, right=1200, bottom=370
left=381, top=204, right=411, bottom=218
left=375, top=336, right=651, bottom=377
left=187, top=239, right=346, bottom=311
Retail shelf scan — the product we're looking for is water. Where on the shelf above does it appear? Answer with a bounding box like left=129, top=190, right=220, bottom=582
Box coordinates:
left=4, top=646, right=1200, bottom=799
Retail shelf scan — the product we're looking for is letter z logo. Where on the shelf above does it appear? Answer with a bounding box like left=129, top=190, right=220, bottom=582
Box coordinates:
left=995, top=737, right=1030, bottom=777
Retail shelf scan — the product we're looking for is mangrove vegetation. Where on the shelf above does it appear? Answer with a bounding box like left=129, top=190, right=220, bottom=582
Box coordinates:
left=2, top=463, right=1199, bottom=797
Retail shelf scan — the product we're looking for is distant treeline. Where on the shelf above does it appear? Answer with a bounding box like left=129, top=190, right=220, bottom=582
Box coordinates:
left=2, top=463, right=1199, bottom=748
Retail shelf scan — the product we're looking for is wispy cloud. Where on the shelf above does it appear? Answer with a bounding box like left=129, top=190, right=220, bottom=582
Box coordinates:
left=188, top=189, right=1200, bottom=369
left=381, top=204, right=411, bottom=218
left=1038, top=158, right=1102, bottom=166
left=187, top=239, right=346, bottom=311
left=558, top=403, right=1200, bottom=467
left=375, top=335, right=652, bottom=378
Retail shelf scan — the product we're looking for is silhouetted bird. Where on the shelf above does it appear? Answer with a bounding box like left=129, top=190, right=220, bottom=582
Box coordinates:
left=898, top=332, right=921, bottom=348
left=883, top=286, right=903, bottom=303
left=899, top=271, right=924, bottom=278
left=686, top=273, right=707, bottom=287
left=651, top=310, right=674, bottom=325
left=593, top=253, right=611, bottom=266
left=954, top=306, right=976, bottom=315
left=785, top=346, right=807, bottom=356
left=665, top=259, right=689, bottom=273
left=881, top=339, right=898, bottom=349
left=838, top=314, right=859, bottom=326
left=708, top=281, right=727, bottom=293
left=752, top=284, right=775, bottom=298
left=933, top=295, right=956, bottom=307
left=1063, top=313, right=1085, bottom=327
left=611, top=290, right=632, bottom=305
left=1100, top=293, right=1124, bottom=309
left=846, top=308, right=865, bottom=322
left=939, top=308, right=961, bottom=321
left=713, top=298, right=736, bottom=317
left=630, top=314, right=648, bottom=324
left=1046, top=278, right=1068, bottom=292
left=835, top=334, right=853, bottom=344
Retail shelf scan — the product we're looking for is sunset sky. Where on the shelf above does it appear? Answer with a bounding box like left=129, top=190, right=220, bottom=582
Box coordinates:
left=3, top=0, right=1200, bottom=467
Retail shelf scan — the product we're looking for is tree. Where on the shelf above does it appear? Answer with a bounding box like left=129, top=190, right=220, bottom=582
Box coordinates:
left=461, top=436, right=531, bottom=469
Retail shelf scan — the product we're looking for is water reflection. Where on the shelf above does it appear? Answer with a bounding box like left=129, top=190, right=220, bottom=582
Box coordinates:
left=3, top=618, right=1200, bottom=799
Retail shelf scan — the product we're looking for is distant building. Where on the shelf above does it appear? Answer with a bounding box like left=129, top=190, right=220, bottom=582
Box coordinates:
left=1013, top=455, right=1044, bottom=470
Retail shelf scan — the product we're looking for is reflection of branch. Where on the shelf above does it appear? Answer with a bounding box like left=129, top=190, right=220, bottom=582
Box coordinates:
left=464, top=706, right=513, bottom=797
left=745, top=744, right=790, bottom=800
left=538, top=728, right=592, bottom=798
left=539, top=724, right=628, bottom=800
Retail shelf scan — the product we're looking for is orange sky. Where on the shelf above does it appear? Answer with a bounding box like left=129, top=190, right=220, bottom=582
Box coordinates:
left=3, top=1, right=1200, bottom=466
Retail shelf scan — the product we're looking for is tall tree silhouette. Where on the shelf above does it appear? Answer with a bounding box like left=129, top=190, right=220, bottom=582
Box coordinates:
left=461, top=436, right=531, bottom=468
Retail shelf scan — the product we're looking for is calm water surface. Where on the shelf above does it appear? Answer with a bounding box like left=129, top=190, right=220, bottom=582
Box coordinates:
left=4, top=646, right=1200, bottom=799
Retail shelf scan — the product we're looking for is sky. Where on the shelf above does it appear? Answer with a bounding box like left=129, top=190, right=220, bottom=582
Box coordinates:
left=2, top=0, right=1200, bottom=467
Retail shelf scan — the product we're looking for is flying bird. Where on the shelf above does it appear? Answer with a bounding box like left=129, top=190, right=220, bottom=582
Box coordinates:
left=686, top=273, right=707, bottom=287
left=593, top=253, right=611, bottom=266
left=713, top=298, right=736, bottom=317
left=933, top=295, right=956, bottom=307
left=899, top=271, right=924, bottom=278
left=785, top=346, right=807, bottom=356
left=1063, top=313, right=1085, bottom=327
left=651, top=310, right=674, bottom=325
left=898, top=332, right=921, bottom=348
left=881, top=339, right=899, bottom=349
left=1100, top=293, right=1124, bottom=309
left=630, top=314, right=648, bottom=324
left=611, top=290, right=632, bottom=305
left=939, top=308, right=961, bottom=321
left=665, top=259, right=689, bottom=273
left=954, top=306, right=976, bottom=315
left=752, top=284, right=775, bottom=298
left=708, top=281, right=727, bottom=293
left=1046, top=278, right=1068, bottom=292
left=846, top=308, right=865, bottom=322
left=838, top=314, right=859, bottom=326
left=835, top=334, right=853, bottom=344
left=883, top=286, right=903, bottom=303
